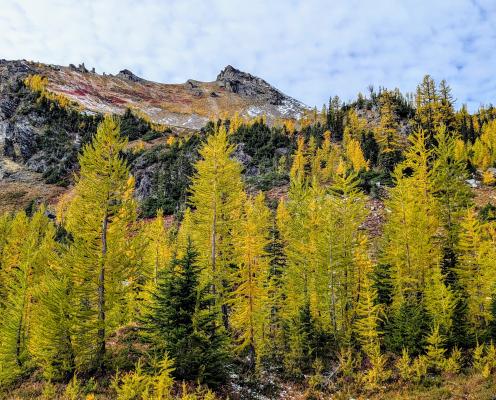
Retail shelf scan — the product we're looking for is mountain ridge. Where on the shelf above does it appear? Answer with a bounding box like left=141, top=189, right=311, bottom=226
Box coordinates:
left=0, top=59, right=309, bottom=213
left=0, top=59, right=308, bottom=130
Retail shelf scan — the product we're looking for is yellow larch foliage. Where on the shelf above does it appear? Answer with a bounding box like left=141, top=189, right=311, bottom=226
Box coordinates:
left=63, top=115, right=140, bottom=371
left=382, top=130, right=454, bottom=330
left=231, top=193, right=271, bottom=368
left=456, top=209, right=496, bottom=334
left=375, top=90, right=402, bottom=152
left=229, top=112, right=243, bottom=133
left=472, top=119, right=496, bottom=170
left=24, top=74, right=75, bottom=109
left=189, top=125, right=245, bottom=322
left=290, top=136, right=307, bottom=184
left=345, top=138, right=369, bottom=172
left=343, top=109, right=367, bottom=145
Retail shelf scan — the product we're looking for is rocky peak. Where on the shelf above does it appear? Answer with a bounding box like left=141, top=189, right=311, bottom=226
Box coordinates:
left=215, top=65, right=285, bottom=105
left=116, top=69, right=143, bottom=82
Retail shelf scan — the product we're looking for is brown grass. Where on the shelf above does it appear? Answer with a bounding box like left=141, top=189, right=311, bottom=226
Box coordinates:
left=0, top=181, right=65, bottom=214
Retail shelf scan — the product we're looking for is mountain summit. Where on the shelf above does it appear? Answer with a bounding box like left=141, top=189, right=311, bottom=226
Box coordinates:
left=0, top=60, right=307, bottom=130
left=216, top=65, right=286, bottom=105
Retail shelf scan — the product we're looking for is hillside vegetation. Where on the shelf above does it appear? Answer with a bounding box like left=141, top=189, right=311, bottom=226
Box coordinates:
left=1, top=71, right=496, bottom=399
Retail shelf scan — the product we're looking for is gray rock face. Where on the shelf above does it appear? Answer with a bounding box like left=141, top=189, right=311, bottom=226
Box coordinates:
left=0, top=97, right=19, bottom=119
left=216, top=65, right=285, bottom=105
left=0, top=60, right=38, bottom=160
left=116, top=69, right=144, bottom=82
left=133, top=166, right=155, bottom=201
left=12, top=118, right=39, bottom=161
left=0, top=60, right=86, bottom=183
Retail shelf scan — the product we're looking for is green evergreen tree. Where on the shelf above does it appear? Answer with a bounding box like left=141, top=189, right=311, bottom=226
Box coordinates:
left=384, top=300, right=430, bottom=356
left=142, top=240, right=229, bottom=387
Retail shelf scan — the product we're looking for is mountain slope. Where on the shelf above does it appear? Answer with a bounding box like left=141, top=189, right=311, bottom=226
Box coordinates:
left=32, top=62, right=308, bottom=129
left=0, top=59, right=308, bottom=212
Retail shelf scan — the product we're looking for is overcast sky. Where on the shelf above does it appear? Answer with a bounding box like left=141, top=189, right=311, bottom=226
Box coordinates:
left=1, top=0, right=495, bottom=110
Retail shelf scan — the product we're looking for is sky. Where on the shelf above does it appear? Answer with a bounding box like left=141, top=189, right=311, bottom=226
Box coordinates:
left=1, top=0, right=495, bottom=111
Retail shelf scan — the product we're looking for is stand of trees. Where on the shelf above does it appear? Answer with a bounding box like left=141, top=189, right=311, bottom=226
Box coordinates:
left=2, top=76, right=496, bottom=398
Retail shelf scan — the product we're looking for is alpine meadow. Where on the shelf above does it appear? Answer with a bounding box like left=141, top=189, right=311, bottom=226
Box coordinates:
left=1, top=1, right=496, bottom=398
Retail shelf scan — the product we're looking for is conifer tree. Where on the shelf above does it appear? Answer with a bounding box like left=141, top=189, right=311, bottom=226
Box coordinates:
left=345, top=138, right=369, bottom=172
left=375, top=90, right=402, bottom=153
left=354, top=236, right=389, bottom=388
left=278, top=137, right=317, bottom=330
left=142, top=240, right=229, bottom=387
left=280, top=136, right=368, bottom=349
left=354, top=236, right=381, bottom=355
left=383, top=131, right=438, bottom=301
left=325, top=170, right=368, bottom=338
left=415, top=75, right=440, bottom=141
left=0, top=214, right=12, bottom=297
left=343, top=110, right=367, bottom=144
left=382, top=130, right=454, bottom=340
left=62, top=115, right=139, bottom=372
left=143, top=209, right=171, bottom=285
left=425, top=324, right=446, bottom=372
left=0, top=209, right=56, bottom=384
left=29, top=250, right=75, bottom=380
left=327, top=96, right=344, bottom=141
left=438, top=80, right=456, bottom=131
left=175, top=207, right=195, bottom=256
left=432, top=125, right=472, bottom=251
left=231, top=193, right=271, bottom=369
left=189, top=126, right=245, bottom=328
left=456, top=209, right=496, bottom=338
left=265, top=215, right=287, bottom=362
left=472, top=119, right=496, bottom=171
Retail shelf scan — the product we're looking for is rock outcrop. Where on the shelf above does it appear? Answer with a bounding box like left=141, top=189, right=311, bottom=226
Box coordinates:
left=116, top=69, right=144, bottom=82
left=216, top=65, right=285, bottom=105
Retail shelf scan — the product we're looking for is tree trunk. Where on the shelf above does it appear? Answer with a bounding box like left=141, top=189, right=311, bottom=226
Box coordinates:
left=211, top=207, right=217, bottom=292
left=97, top=214, right=108, bottom=370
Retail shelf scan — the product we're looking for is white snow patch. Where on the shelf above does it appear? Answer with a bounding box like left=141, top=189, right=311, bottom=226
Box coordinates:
left=277, top=97, right=307, bottom=119
left=247, top=106, right=263, bottom=117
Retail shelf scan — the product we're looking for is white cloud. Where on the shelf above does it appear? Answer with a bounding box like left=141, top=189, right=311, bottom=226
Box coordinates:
left=0, top=0, right=494, bottom=110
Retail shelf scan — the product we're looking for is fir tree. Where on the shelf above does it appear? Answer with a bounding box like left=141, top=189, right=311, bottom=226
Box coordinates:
left=142, top=240, right=229, bottom=387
